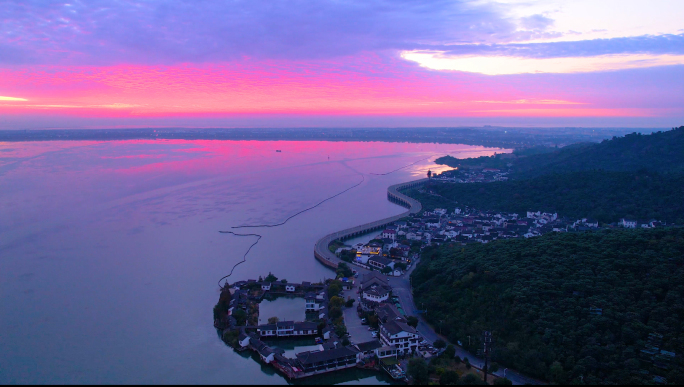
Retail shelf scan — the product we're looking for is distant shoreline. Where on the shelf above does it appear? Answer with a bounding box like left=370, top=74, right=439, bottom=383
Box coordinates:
left=0, top=127, right=649, bottom=149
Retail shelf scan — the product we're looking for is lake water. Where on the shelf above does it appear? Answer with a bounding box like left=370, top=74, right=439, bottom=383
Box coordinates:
left=0, top=139, right=505, bottom=384
left=258, top=297, right=306, bottom=325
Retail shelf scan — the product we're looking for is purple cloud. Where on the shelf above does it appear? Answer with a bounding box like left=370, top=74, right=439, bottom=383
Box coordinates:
left=0, top=0, right=524, bottom=65
left=519, top=14, right=554, bottom=31
left=436, top=34, right=684, bottom=58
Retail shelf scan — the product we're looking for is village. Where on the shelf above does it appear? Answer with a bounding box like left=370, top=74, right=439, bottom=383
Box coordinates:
left=213, top=268, right=444, bottom=382
left=212, top=164, right=671, bottom=384
left=332, top=205, right=667, bottom=279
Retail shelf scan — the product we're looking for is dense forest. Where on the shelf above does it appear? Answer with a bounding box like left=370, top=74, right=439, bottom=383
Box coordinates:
left=437, top=126, right=684, bottom=179
left=412, top=228, right=684, bottom=384
left=406, top=170, right=684, bottom=224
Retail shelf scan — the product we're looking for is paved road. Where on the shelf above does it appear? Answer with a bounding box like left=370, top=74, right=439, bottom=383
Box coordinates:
left=341, top=287, right=375, bottom=344
left=388, top=259, right=543, bottom=385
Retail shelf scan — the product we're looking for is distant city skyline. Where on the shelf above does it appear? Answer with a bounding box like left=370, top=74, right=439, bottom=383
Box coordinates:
left=1, top=0, right=683, bottom=129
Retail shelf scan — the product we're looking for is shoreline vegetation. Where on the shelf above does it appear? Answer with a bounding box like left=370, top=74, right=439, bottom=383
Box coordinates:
left=0, top=127, right=648, bottom=150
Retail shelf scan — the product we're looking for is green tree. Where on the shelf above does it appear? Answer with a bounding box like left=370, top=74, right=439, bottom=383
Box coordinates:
left=328, top=282, right=341, bottom=299
left=548, top=361, right=565, bottom=384
left=440, top=370, right=460, bottom=385
left=493, top=378, right=512, bottom=385
left=406, top=316, right=419, bottom=328
left=345, top=298, right=355, bottom=308
left=443, top=345, right=456, bottom=359
left=264, top=272, right=278, bottom=283
left=334, top=324, right=347, bottom=338
left=408, top=358, right=429, bottom=385
left=434, top=339, right=446, bottom=349
left=459, top=374, right=486, bottom=385
left=330, top=296, right=345, bottom=308
left=232, top=309, right=247, bottom=326
left=329, top=307, right=342, bottom=320
left=381, top=266, right=393, bottom=274
left=336, top=262, right=354, bottom=278
left=488, top=363, right=499, bottom=373
left=268, top=316, right=279, bottom=324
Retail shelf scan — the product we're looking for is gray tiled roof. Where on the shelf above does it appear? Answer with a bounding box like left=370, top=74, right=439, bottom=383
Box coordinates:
left=296, top=346, right=358, bottom=365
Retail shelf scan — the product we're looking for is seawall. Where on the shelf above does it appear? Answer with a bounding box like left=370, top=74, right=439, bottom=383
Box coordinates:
left=313, top=178, right=428, bottom=270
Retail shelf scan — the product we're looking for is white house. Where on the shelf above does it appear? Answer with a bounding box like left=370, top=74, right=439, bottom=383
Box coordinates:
left=379, top=320, right=421, bottom=355
left=305, top=293, right=322, bottom=312
left=375, top=346, right=398, bottom=359
left=285, top=284, right=296, bottom=292
left=527, top=211, right=541, bottom=219
left=619, top=218, right=637, bottom=228
left=360, top=272, right=391, bottom=304
left=254, top=343, right=275, bottom=364
left=368, top=256, right=394, bottom=271
left=238, top=332, right=251, bottom=348
left=381, top=229, right=397, bottom=240
left=261, top=282, right=272, bottom=291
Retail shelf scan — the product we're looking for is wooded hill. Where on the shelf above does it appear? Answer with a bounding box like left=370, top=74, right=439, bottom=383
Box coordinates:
left=412, top=228, right=684, bottom=385
left=437, top=126, right=684, bottom=179
left=407, top=170, right=684, bottom=224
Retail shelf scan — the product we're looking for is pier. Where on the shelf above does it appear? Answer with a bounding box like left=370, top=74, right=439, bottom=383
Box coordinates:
left=314, top=178, right=427, bottom=269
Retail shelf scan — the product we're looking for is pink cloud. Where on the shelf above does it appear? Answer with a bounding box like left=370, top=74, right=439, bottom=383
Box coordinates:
left=0, top=54, right=682, bottom=127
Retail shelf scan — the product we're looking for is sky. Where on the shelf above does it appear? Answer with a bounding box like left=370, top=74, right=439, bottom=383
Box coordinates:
left=0, top=0, right=683, bottom=129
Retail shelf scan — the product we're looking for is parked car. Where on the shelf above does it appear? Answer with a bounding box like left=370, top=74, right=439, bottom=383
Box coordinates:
left=372, top=332, right=378, bottom=338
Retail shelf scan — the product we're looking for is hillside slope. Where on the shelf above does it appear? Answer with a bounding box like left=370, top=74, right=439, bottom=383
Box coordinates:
left=412, top=228, right=684, bottom=384
left=437, top=126, right=684, bottom=178
left=406, top=170, right=684, bottom=224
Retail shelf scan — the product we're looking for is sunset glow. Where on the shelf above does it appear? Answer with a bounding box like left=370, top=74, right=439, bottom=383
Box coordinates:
left=0, top=1, right=683, bottom=128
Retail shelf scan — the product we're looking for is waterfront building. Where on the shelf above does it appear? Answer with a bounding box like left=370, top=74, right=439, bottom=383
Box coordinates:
left=257, top=321, right=318, bottom=338
left=238, top=332, right=251, bottom=348
left=354, top=340, right=383, bottom=358
left=379, top=320, right=420, bottom=354
left=376, top=346, right=398, bottom=359
left=294, top=346, right=360, bottom=373
left=305, top=292, right=323, bottom=312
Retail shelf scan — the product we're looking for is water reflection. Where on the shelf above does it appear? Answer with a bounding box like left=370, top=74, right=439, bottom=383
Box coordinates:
left=259, top=296, right=307, bottom=325
left=0, top=139, right=506, bottom=384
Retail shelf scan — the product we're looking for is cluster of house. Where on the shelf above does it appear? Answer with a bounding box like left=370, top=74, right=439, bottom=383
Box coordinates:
left=226, top=272, right=425, bottom=380
left=433, top=168, right=510, bottom=183
left=358, top=273, right=423, bottom=355
left=618, top=218, right=664, bottom=229
left=223, top=280, right=327, bottom=328
left=238, top=329, right=402, bottom=378
left=344, top=208, right=669, bottom=255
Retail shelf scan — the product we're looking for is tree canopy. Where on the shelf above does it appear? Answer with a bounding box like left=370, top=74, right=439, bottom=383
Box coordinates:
left=407, top=170, right=684, bottom=224
left=412, top=228, right=684, bottom=384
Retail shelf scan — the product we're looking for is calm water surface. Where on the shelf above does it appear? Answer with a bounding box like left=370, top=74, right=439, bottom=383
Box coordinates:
left=0, top=140, right=506, bottom=384
left=258, top=297, right=306, bottom=325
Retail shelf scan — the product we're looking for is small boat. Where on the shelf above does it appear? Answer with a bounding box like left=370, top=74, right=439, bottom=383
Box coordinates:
left=276, top=150, right=282, bottom=152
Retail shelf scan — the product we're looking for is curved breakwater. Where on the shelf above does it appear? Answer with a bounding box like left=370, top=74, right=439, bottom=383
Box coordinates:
left=314, top=178, right=428, bottom=269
